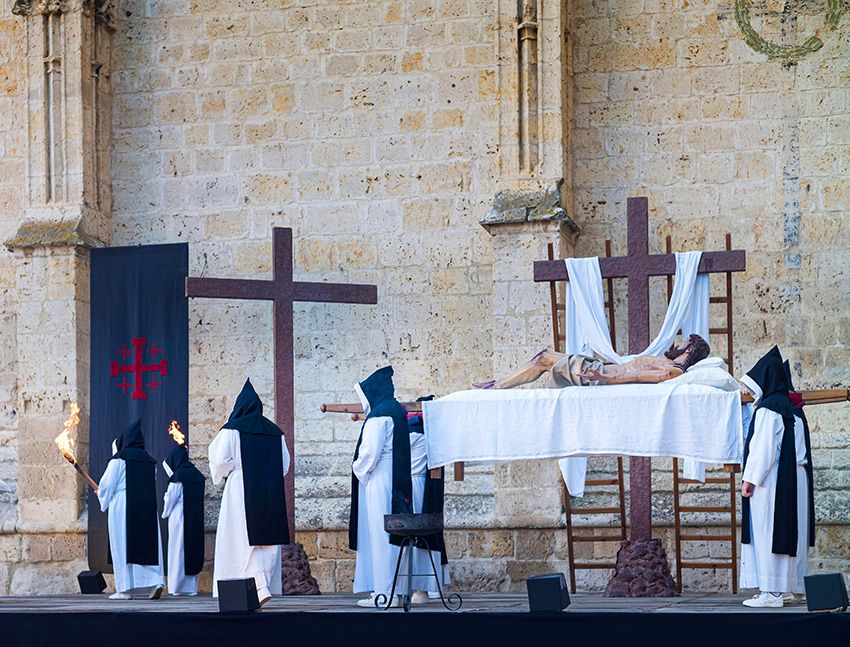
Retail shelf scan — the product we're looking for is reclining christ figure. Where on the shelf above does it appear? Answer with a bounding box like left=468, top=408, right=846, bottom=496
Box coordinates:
left=474, top=334, right=711, bottom=389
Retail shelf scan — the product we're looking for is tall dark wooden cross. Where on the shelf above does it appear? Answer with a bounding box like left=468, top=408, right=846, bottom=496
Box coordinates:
left=533, top=196, right=746, bottom=540
left=187, top=228, right=377, bottom=542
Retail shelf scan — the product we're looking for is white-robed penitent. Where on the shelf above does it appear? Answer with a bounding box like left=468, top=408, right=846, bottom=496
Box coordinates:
left=162, top=481, right=196, bottom=595
left=98, top=457, right=164, bottom=593
left=352, top=403, right=398, bottom=596
left=740, top=406, right=809, bottom=593
left=209, top=426, right=290, bottom=599
left=407, top=431, right=450, bottom=592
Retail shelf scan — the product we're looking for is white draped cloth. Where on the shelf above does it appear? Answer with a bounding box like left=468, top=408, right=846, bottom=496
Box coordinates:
left=559, top=252, right=711, bottom=494
left=740, top=408, right=809, bottom=593
left=162, top=480, right=197, bottom=595
left=97, top=458, right=164, bottom=593
left=423, top=369, right=743, bottom=470
left=209, top=427, right=290, bottom=599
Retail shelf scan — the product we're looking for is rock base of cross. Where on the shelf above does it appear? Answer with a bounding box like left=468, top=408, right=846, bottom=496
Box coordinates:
left=603, top=538, right=678, bottom=597
left=282, top=543, right=321, bottom=595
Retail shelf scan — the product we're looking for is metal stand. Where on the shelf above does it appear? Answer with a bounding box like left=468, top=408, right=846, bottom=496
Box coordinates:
left=375, top=536, right=462, bottom=612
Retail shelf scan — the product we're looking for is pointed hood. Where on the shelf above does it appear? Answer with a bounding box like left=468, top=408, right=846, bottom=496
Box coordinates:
left=223, top=379, right=282, bottom=436
left=163, top=444, right=205, bottom=484
left=114, top=419, right=155, bottom=463
left=354, top=366, right=395, bottom=417
left=740, top=346, right=786, bottom=405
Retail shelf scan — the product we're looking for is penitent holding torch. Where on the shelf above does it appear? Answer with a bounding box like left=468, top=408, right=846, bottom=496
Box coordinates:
left=54, top=403, right=100, bottom=494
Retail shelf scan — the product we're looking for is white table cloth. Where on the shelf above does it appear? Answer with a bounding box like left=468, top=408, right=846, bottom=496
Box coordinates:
left=422, top=382, right=743, bottom=471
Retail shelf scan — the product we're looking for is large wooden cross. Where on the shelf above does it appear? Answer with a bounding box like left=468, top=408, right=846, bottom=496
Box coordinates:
left=187, top=228, right=377, bottom=542
left=533, top=196, right=746, bottom=540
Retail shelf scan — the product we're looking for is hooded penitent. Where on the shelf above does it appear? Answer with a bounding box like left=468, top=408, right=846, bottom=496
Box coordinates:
left=348, top=366, right=413, bottom=550
left=223, top=379, right=289, bottom=546
left=408, top=395, right=448, bottom=564
left=113, top=419, right=159, bottom=565
left=163, top=444, right=206, bottom=575
left=740, top=347, right=811, bottom=555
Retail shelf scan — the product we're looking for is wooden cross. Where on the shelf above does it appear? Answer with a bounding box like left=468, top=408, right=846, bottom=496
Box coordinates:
left=533, top=196, right=746, bottom=540
left=187, top=228, right=377, bottom=542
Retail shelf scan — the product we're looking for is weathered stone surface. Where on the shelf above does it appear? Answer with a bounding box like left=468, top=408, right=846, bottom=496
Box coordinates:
left=481, top=184, right=571, bottom=226
left=281, top=543, right=320, bottom=595
left=604, top=539, right=678, bottom=598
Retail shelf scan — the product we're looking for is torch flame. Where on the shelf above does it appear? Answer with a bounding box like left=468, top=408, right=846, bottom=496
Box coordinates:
left=55, top=402, right=80, bottom=463
left=168, top=420, right=185, bottom=447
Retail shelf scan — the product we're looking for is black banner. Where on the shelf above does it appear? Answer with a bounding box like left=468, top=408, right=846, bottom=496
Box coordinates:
left=89, top=244, right=188, bottom=571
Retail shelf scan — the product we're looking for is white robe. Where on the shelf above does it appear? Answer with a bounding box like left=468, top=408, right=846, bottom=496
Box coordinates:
left=209, top=427, right=290, bottom=598
left=740, top=408, right=809, bottom=593
left=352, top=414, right=398, bottom=595
left=405, top=432, right=450, bottom=592
left=97, top=458, right=164, bottom=593
left=162, top=481, right=198, bottom=595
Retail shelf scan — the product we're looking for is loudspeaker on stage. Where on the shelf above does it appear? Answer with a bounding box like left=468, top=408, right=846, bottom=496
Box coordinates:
left=526, top=573, right=570, bottom=613
left=77, top=570, right=107, bottom=594
left=217, top=578, right=261, bottom=613
left=804, top=573, right=848, bottom=612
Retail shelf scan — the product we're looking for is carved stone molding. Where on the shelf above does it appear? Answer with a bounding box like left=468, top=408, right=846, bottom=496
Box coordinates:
left=13, top=0, right=114, bottom=26
left=480, top=181, right=577, bottom=231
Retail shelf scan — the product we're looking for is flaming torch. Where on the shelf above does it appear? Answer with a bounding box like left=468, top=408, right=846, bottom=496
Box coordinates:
left=168, top=420, right=187, bottom=448
left=55, top=403, right=99, bottom=493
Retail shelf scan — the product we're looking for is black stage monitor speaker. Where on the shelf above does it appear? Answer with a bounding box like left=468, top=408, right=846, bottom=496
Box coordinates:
left=804, top=573, right=848, bottom=612
left=77, top=570, right=107, bottom=594
left=218, top=578, right=261, bottom=613
left=526, top=573, right=570, bottom=613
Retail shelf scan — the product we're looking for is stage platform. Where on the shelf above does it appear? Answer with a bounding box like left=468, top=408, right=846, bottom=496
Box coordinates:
left=2, top=593, right=847, bottom=647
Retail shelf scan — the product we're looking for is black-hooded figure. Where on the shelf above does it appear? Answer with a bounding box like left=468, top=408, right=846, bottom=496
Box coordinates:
left=209, top=379, right=290, bottom=607
left=161, top=444, right=206, bottom=596
left=349, top=366, right=413, bottom=608
left=97, top=419, right=164, bottom=600
left=739, top=347, right=812, bottom=608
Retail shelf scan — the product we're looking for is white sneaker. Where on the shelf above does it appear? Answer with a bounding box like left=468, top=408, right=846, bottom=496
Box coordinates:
left=109, top=592, right=132, bottom=600
left=782, top=593, right=795, bottom=605
left=411, top=590, right=429, bottom=605
left=742, top=592, right=784, bottom=608
left=258, top=587, right=272, bottom=608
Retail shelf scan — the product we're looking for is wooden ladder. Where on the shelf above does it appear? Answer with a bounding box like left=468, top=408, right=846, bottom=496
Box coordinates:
left=667, top=233, right=739, bottom=594
left=547, top=242, right=628, bottom=593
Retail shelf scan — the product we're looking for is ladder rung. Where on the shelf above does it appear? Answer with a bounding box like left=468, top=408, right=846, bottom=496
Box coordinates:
left=573, top=563, right=617, bottom=569
left=709, top=327, right=729, bottom=335
left=678, top=506, right=731, bottom=513
left=571, top=506, right=622, bottom=515
left=556, top=304, right=566, bottom=311
left=679, top=534, right=733, bottom=542
left=678, top=561, right=734, bottom=569
left=558, top=335, right=566, bottom=341
left=709, top=296, right=729, bottom=304
left=585, top=478, right=621, bottom=486
left=571, top=535, right=625, bottom=542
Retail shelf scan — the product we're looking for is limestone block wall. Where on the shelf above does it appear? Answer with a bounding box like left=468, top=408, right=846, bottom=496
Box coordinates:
left=0, top=0, right=26, bottom=591
left=107, top=0, right=502, bottom=593
left=568, top=0, right=850, bottom=582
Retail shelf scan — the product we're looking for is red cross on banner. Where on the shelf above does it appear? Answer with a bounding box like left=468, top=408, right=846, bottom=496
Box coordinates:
left=110, top=337, right=168, bottom=400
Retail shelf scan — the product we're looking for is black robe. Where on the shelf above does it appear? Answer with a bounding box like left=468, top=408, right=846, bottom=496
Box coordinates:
left=223, top=379, right=290, bottom=546
left=163, top=445, right=206, bottom=575
left=741, top=347, right=809, bottom=556
left=348, top=366, right=413, bottom=551
left=113, top=419, right=159, bottom=566
left=783, top=360, right=815, bottom=547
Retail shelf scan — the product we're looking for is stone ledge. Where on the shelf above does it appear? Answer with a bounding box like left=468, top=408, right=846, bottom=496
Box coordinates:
left=4, top=218, right=104, bottom=250
left=480, top=181, right=579, bottom=233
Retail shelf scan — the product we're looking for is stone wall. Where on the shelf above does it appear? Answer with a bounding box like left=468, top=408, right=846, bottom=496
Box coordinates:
left=1, top=0, right=848, bottom=596
left=0, top=0, right=26, bottom=592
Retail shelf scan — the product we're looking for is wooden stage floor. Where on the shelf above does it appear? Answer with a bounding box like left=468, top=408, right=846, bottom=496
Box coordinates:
left=0, top=591, right=814, bottom=614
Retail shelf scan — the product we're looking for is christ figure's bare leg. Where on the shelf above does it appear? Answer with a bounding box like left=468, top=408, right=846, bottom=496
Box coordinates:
left=473, top=348, right=564, bottom=389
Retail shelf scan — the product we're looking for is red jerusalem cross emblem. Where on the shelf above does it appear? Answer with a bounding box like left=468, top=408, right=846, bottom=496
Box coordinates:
left=110, top=338, right=168, bottom=400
